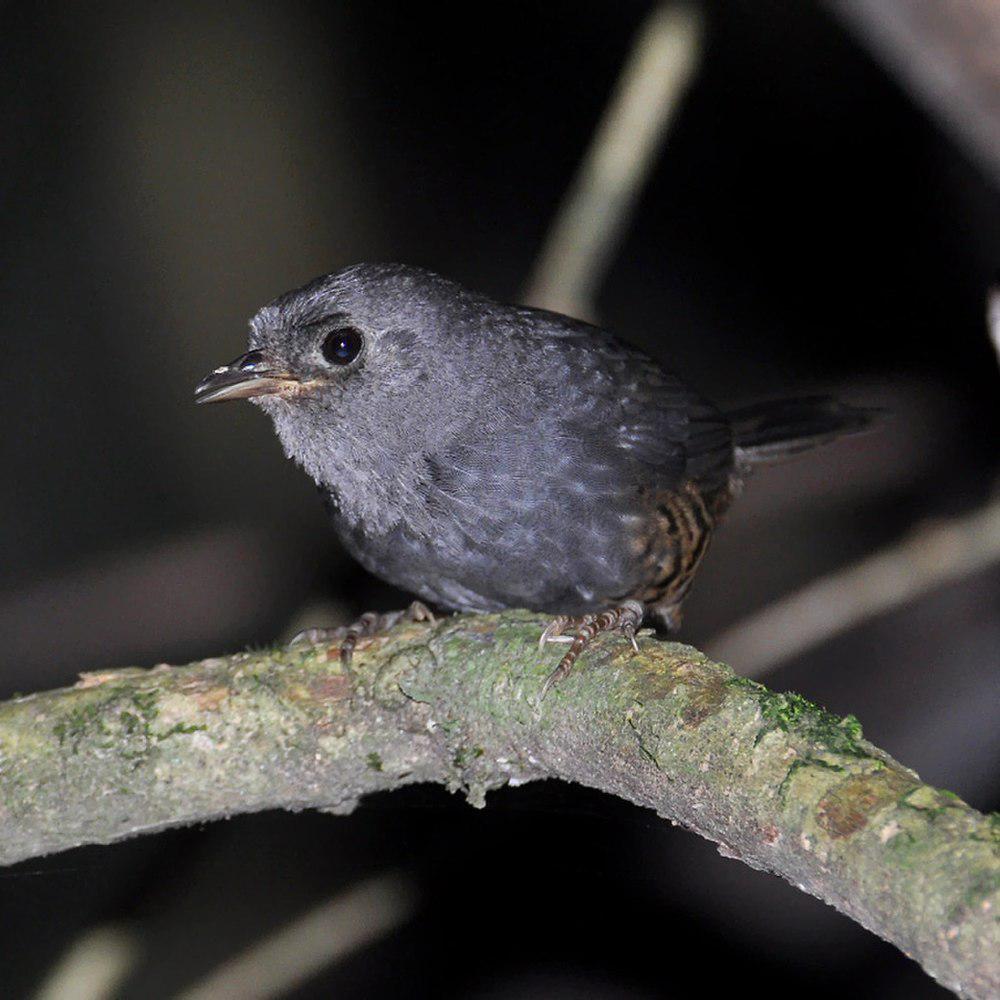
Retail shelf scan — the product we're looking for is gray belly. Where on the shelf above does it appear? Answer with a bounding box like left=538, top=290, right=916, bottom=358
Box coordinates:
left=329, top=505, right=640, bottom=616
left=333, top=516, right=507, bottom=612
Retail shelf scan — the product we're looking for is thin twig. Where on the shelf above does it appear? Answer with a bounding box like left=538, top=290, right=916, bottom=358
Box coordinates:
left=32, top=926, right=140, bottom=1000
left=174, top=874, right=415, bottom=1000
left=827, top=0, right=1000, bottom=185
left=708, top=493, right=1000, bottom=677
left=523, top=3, right=703, bottom=319
left=988, top=281, right=1000, bottom=367
left=709, top=287, right=1000, bottom=677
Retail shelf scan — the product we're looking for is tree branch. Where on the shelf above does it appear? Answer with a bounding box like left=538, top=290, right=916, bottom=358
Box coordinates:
left=0, top=612, right=996, bottom=997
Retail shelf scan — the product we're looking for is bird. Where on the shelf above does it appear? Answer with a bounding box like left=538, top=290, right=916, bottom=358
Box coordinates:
left=195, top=263, right=876, bottom=693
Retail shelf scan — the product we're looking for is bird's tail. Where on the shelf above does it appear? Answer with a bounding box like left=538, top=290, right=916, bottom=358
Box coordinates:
left=728, top=395, right=882, bottom=464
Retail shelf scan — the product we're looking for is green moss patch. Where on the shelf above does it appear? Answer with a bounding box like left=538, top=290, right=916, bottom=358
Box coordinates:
left=50, top=686, right=205, bottom=763
left=730, top=677, right=866, bottom=756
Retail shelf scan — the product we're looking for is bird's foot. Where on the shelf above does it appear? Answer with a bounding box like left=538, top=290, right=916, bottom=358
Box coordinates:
left=292, top=601, right=436, bottom=669
left=538, top=600, right=643, bottom=699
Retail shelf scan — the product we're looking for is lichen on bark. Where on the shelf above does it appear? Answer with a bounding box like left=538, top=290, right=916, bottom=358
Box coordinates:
left=0, top=611, right=995, bottom=998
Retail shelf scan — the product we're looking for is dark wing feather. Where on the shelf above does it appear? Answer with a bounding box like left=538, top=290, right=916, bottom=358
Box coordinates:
left=407, top=310, right=735, bottom=613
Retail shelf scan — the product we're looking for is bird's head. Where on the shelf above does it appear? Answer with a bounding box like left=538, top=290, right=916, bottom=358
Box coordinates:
left=195, top=262, right=473, bottom=404
left=195, top=263, right=510, bottom=506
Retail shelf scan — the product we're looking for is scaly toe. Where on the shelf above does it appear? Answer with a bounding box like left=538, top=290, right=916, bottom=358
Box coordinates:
left=290, top=625, right=346, bottom=647
left=537, top=601, right=645, bottom=699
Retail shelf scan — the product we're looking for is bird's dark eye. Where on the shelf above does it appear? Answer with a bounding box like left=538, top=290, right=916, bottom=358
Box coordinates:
left=238, top=350, right=266, bottom=371
left=320, top=327, right=364, bottom=366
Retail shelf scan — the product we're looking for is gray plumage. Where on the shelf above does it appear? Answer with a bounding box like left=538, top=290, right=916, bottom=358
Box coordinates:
left=199, top=263, right=875, bottom=625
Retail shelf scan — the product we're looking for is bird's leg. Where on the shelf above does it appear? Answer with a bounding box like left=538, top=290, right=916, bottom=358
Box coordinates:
left=538, top=600, right=644, bottom=699
left=292, top=601, right=436, bottom=669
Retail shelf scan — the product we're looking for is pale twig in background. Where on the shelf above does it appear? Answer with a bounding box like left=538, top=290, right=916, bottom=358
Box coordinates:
left=826, top=0, right=1000, bottom=186
left=173, top=873, right=416, bottom=1000
left=523, top=3, right=703, bottom=320
left=709, top=288, right=1000, bottom=677
left=988, top=282, right=1000, bottom=366
left=33, top=926, right=140, bottom=1000
left=709, top=493, right=1000, bottom=678
left=0, top=525, right=297, bottom=685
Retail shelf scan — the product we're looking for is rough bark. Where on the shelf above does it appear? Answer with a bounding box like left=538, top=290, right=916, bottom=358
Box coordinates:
left=0, top=612, right=996, bottom=997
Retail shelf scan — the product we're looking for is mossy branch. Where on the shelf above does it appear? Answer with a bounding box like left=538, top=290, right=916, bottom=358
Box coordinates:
left=0, top=612, right=996, bottom=997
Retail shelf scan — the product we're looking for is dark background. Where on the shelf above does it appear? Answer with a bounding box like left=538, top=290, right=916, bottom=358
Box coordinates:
left=2, top=1, right=998, bottom=997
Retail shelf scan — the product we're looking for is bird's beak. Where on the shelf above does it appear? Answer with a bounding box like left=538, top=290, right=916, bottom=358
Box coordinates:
left=194, top=350, right=298, bottom=404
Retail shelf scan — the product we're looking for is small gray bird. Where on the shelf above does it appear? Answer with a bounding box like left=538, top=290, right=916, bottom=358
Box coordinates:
left=196, top=263, right=875, bottom=691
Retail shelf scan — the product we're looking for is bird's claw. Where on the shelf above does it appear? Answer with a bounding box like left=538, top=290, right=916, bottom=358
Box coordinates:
left=291, top=600, right=435, bottom=669
left=538, top=600, right=644, bottom=699
left=538, top=615, right=576, bottom=649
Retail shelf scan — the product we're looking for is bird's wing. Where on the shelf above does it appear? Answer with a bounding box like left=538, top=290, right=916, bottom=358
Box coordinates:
left=414, top=315, right=734, bottom=612
left=509, top=309, right=734, bottom=497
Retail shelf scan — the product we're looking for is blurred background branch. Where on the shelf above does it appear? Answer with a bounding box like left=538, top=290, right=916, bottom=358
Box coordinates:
left=523, top=3, right=703, bottom=319
left=712, top=284, right=1000, bottom=677
left=175, top=873, right=415, bottom=1000
left=827, top=0, right=1000, bottom=185
left=709, top=492, right=1000, bottom=676
left=32, top=927, right=140, bottom=1000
